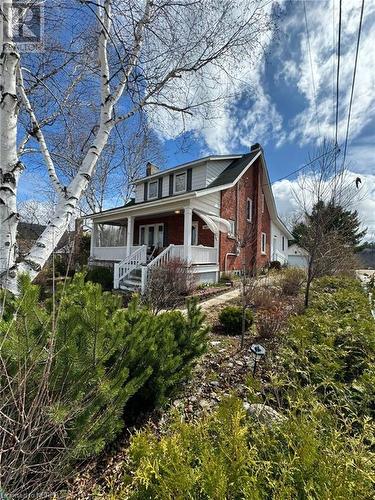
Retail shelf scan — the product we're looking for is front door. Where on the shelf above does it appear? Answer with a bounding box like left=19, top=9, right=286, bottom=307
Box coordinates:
left=139, top=224, right=164, bottom=249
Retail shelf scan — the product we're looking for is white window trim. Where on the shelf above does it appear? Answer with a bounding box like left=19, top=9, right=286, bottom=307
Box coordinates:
left=174, top=172, right=187, bottom=193
left=228, top=219, right=236, bottom=239
left=246, top=197, right=253, bottom=222
left=148, top=180, right=158, bottom=200
left=261, top=232, right=267, bottom=254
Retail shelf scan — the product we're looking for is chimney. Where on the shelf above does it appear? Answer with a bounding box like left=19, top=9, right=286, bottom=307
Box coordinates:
left=250, top=143, right=262, bottom=151
left=146, top=162, right=159, bottom=176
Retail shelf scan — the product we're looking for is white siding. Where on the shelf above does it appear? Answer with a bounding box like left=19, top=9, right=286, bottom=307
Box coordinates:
left=206, top=160, right=231, bottom=185
left=192, top=192, right=221, bottom=216
left=270, top=221, right=289, bottom=263
left=135, top=184, right=144, bottom=203
left=191, top=164, right=206, bottom=190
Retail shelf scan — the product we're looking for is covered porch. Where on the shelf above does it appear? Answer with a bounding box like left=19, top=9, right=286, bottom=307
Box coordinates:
left=89, top=200, right=232, bottom=291
left=90, top=206, right=219, bottom=266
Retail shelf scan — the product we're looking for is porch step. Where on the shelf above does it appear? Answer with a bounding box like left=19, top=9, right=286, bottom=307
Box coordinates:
left=119, top=277, right=142, bottom=291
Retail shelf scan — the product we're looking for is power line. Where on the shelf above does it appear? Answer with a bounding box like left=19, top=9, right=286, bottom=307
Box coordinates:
left=341, top=0, right=365, bottom=169
left=267, top=147, right=338, bottom=186
left=334, top=0, right=343, bottom=176
left=303, top=1, right=321, bottom=138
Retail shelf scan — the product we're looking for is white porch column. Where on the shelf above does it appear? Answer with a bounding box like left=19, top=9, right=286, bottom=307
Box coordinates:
left=183, top=207, right=192, bottom=263
left=126, top=216, right=134, bottom=256
left=90, top=222, right=97, bottom=259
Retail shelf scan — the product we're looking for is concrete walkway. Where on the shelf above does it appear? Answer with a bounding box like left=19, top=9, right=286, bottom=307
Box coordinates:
left=198, top=287, right=241, bottom=311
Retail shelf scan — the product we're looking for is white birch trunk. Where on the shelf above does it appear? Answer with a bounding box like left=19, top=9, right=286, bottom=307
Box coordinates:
left=0, top=1, right=22, bottom=293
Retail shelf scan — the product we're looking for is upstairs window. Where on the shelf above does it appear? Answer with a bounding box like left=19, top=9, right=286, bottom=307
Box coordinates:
left=261, top=193, right=265, bottom=214
left=246, top=198, right=253, bottom=222
left=148, top=180, right=158, bottom=199
left=282, top=236, right=285, bottom=251
left=175, top=172, right=186, bottom=193
left=261, top=232, right=267, bottom=254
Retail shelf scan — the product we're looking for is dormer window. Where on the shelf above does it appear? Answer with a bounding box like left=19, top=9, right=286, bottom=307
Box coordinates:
left=148, top=180, right=158, bottom=199
left=175, top=172, right=186, bottom=193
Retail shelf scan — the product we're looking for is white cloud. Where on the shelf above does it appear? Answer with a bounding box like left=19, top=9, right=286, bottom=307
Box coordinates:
left=145, top=0, right=285, bottom=154
left=273, top=170, right=375, bottom=241
left=283, top=0, right=375, bottom=157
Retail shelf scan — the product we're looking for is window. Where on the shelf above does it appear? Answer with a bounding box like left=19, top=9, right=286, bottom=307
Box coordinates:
left=228, top=219, right=236, bottom=238
left=246, top=198, right=253, bottom=222
left=261, top=232, right=267, bottom=254
left=175, top=172, right=186, bottom=193
left=282, top=236, right=285, bottom=252
left=148, top=180, right=158, bottom=199
left=261, top=193, right=265, bottom=214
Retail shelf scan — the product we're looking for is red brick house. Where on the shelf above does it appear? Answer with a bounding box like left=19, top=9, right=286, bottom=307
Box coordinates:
left=89, top=144, right=292, bottom=291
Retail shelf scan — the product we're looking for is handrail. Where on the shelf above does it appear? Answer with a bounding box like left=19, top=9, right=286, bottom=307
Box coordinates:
left=147, top=244, right=174, bottom=269
left=115, top=245, right=147, bottom=287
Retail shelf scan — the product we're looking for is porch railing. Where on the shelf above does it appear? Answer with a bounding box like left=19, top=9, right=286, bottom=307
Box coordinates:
left=114, top=245, right=147, bottom=288
left=92, top=245, right=140, bottom=261
left=191, top=245, right=217, bottom=264
left=272, top=250, right=288, bottom=266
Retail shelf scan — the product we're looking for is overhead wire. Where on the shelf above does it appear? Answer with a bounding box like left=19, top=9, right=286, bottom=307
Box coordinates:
left=334, top=0, right=343, bottom=177
left=341, top=0, right=365, bottom=170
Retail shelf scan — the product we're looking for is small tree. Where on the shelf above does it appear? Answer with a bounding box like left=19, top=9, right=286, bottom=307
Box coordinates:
left=292, top=141, right=364, bottom=307
left=143, top=258, right=196, bottom=313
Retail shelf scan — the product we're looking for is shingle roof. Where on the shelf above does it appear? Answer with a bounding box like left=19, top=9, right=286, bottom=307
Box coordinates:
left=207, top=149, right=260, bottom=189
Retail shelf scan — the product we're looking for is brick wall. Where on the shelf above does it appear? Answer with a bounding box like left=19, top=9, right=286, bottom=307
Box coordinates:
left=219, top=158, right=271, bottom=272
left=133, top=213, right=214, bottom=247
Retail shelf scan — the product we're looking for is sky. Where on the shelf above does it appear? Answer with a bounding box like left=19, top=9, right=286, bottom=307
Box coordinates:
left=155, top=0, right=375, bottom=240
left=18, top=0, right=375, bottom=240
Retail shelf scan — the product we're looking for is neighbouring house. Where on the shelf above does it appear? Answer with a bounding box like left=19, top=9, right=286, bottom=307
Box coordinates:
left=89, top=143, right=292, bottom=292
left=357, top=247, right=375, bottom=269
left=287, top=243, right=309, bottom=269
left=17, top=221, right=85, bottom=264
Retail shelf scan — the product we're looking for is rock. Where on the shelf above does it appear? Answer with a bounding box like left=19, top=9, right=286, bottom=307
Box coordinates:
left=245, top=403, right=285, bottom=425
left=199, top=399, right=211, bottom=410
left=210, top=341, right=221, bottom=346
left=210, top=380, right=220, bottom=387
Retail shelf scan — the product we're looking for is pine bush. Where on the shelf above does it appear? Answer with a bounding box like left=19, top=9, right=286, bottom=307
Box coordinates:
left=0, top=273, right=208, bottom=495
left=219, top=305, right=253, bottom=335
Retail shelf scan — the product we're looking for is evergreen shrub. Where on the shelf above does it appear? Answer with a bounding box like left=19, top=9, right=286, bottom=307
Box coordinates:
left=0, top=273, right=208, bottom=467
left=218, top=305, right=253, bottom=335
left=86, top=265, right=113, bottom=290
left=116, top=396, right=374, bottom=500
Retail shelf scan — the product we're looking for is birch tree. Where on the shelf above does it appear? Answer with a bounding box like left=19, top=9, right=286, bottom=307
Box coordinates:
left=0, top=0, right=274, bottom=293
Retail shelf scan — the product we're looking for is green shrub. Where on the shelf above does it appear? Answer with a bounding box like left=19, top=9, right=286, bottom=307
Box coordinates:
left=280, top=276, right=375, bottom=419
left=86, top=265, right=113, bottom=291
left=280, top=267, right=305, bottom=296
left=0, top=273, right=208, bottom=495
left=114, top=396, right=374, bottom=500
left=218, top=305, right=253, bottom=335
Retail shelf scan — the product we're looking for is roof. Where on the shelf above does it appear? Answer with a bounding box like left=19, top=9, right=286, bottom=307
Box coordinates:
left=207, top=150, right=260, bottom=189
left=17, top=222, right=45, bottom=240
